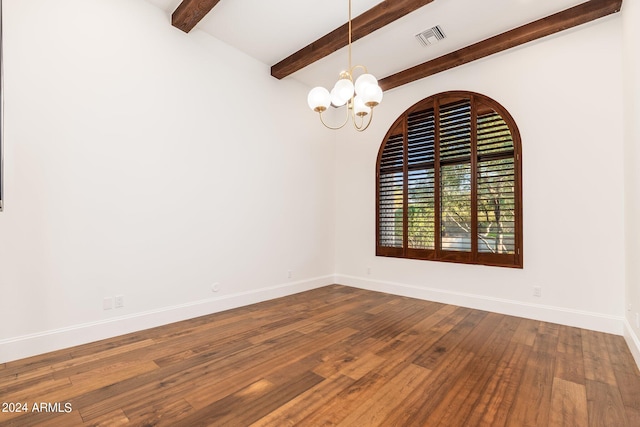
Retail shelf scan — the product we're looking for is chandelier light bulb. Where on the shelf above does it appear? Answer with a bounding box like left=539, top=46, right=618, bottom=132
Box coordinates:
left=331, top=87, right=348, bottom=107
left=363, top=84, right=383, bottom=107
left=307, top=87, right=331, bottom=112
left=354, top=73, right=377, bottom=96
left=334, top=78, right=355, bottom=103
left=353, top=95, right=371, bottom=117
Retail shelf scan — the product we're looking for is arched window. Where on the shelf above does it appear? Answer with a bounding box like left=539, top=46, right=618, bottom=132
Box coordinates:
left=376, top=91, right=522, bottom=268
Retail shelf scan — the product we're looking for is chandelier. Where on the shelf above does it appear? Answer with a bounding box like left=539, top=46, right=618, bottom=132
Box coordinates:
left=306, top=0, right=383, bottom=132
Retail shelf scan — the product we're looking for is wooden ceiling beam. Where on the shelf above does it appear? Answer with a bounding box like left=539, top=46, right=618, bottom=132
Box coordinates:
left=172, top=0, right=223, bottom=33
left=379, top=0, right=623, bottom=91
left=271, top=0, right=435, bottom=80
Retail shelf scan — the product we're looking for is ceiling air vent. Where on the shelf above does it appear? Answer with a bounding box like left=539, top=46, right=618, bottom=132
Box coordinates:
left=415, top=25, right=446, bottom=47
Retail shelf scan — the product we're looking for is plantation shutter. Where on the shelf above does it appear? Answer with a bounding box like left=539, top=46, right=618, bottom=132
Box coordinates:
left=378, top=133, right=405, bottom=252
left=407, top=108, right=436, bottom=251
left=476, top=106, right=516, bottom=255
left=376, top=91, right=522, bottom=268
left=438, top=99, right=472, bottom=253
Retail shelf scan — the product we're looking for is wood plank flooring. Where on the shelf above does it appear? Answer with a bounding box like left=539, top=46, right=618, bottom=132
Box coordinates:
left=1, top=284, right=640, bottom=426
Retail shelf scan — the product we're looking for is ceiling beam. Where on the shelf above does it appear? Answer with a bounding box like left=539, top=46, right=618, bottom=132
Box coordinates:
left=172, top=0, right=223, bottom=33
left=271, top=0, right=435, bottom=80
left=379, top=0, right=623, bottom=91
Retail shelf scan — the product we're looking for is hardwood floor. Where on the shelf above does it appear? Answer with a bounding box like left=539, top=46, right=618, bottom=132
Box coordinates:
left=1, top=285, right=640, bottom=426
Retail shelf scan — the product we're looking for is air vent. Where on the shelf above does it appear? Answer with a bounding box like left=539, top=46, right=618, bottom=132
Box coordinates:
left=415, top=25, right=446, bottom=47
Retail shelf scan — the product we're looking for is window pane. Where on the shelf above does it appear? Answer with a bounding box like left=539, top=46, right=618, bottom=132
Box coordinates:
left=379, top=134, right=405, bottom=248
left=379, top=134, right=404, bottom=174
left=407, top=108, right=435, bottom=249
left=439, top=99, right=471, bottom=163
left=439, top=99, right=471, bottom=252
left=408, top=108, right=435, bottom=166
left=478, top=158, right=515, bottom=254
left=441, top=164, right=471, bottom=251
left=477, top=109, right=514, bottom=156
left=379, top=172, right=404, bottom=248
left=408, top=169, right=435, bottom=249
left=477, top=107, right=516, bottom=254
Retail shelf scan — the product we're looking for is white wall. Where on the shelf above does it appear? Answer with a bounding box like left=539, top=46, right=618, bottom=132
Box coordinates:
left=0, top=0, right=336, bottom=362
left=623, top=0, right=640, bottom=364
left=334, top=16, right=626, bottom=334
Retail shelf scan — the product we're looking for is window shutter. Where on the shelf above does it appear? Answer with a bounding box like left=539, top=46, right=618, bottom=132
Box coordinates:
left=439, top=99, right=471, bottom=163
left=376, top=91, right=522, bottom=268
left=477, top=110, right=516, bottom=255
left=378, top=134, right=405, bottom=249
left=407, top=109, right=436, bottom=250
left=439, top=99, right=472, bottom=252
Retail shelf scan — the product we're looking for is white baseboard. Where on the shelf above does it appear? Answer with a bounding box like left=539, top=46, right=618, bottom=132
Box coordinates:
left=335, top=275, right=624, bottom=336
left=0, top=275, right=333, bottom=364
left=624, top=319, right=640, bottom=369
left=3, top=275, right=630, bottom=367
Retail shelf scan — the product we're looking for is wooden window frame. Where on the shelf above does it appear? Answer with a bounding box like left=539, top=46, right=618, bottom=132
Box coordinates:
left=376, top=91, right=523, bottom=268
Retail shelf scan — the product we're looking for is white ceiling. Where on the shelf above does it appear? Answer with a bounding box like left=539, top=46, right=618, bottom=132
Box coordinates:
left=145, top=0, right=587, bottom=89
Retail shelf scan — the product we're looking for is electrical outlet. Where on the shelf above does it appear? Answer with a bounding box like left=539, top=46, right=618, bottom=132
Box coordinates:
left=288, top=270, right=293, bottom=279
left=103, top=297, right=113, bottom=310
left=212, top=282, right=220, bottom=292
left=115, top=295, right=124, bottom=308
left=367, top=266, right=371, bottom=275
left=533, top=287, right=542, bottom=297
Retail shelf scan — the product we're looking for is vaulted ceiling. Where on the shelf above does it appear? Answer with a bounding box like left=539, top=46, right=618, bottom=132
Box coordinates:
left=145, top=0, right=622, bottom=92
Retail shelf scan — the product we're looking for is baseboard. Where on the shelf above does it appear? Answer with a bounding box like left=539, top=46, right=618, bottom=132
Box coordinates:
left=335, top=274, right=624, bottom=336
left=4, top=274, right=629, bottom=366
left=624, top=319, right=640, bottom=369
left=0, top=275, right=333, bottom=364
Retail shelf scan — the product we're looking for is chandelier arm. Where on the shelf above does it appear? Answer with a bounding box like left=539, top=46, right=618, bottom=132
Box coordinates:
left=319, top=106, right=351, bottom=130
left=353, top=107, right=375, bottom=132
left=350, top=64, right=368, bottom=76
